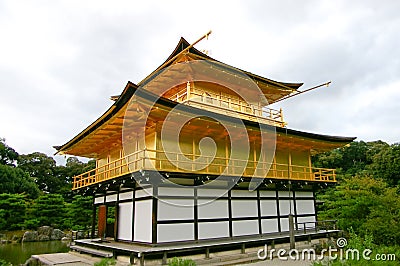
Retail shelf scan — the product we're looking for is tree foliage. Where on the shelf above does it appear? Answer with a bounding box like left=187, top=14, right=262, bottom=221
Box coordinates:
left=0, top=139, right=95, bottom=230
left=30, top=194, right=66, bottom=228
left=65, top=195, right=93, bottom=230
left=0, top=164, right=39, bottom=198
left=17, top=152, right=60, bottom=193
left=0, top=138, right=18, bottom=166
left=313, top=140, right=400, bottom=185
left=314, top=140, right=400, bottom=246
left=318, top=175, right=400, bottom=245
left=370, top=143, right=400, bottom=186
left=0, top=194, right=27, bottom=230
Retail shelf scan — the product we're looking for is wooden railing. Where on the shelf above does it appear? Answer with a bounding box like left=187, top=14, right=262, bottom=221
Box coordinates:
left=167, top=89, right=286, bottom=127
left=297, top=220, right=338, bottom=233
left=72, top=149, right=336, bottom=190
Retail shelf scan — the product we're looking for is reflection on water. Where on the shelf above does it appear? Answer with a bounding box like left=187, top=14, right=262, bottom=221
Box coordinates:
left=0, top=241, right=69, bottom=265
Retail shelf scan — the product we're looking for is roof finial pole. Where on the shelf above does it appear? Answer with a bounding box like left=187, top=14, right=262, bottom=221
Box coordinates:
left=273, top=81, right=332, bottom=104
left=156, top=30, right=212, bottom=71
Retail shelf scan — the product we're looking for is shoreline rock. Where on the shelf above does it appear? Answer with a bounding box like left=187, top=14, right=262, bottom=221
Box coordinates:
left=22, top=226, right=66, bottom=242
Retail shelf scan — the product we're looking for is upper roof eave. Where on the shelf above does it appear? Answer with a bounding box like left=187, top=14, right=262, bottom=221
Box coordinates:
left=54, top=81, right=138, bottom=154
left=141, top=37, right=303, bottom=93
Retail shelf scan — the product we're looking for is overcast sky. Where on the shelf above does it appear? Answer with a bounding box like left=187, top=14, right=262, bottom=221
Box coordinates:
left=1, top=0, right=399, bottom=164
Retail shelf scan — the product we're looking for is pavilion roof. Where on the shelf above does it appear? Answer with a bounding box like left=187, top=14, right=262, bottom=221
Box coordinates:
left=55, top=82, right=355, bottom=157
left=111, top=38, right=303, bottom=105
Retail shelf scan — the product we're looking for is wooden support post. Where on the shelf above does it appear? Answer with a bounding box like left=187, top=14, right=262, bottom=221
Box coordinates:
left=205, top=247, right=210, bottom=259
left=241, top=243, right=246, bottom=254
left=129, top=253, right=135, bottom=265
left=91, top=198, right=96, bottom=238
left=139, top=253, right=145, bottom=266
left=162, top=251, right=168, bottom=265
left=289, top=213, right=295, bottom=250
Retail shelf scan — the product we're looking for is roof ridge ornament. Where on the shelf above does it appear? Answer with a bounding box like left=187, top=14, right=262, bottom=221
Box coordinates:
left=157, top=30, right=212, bottom=71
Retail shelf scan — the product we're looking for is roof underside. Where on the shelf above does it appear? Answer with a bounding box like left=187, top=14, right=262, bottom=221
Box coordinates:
left=55, top=83, right=355, bottom=158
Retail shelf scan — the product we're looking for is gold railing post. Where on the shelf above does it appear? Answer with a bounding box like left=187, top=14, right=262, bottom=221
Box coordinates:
left=71, top=148, right=339, bottom=190
left=176, top=152, right=178, bottom=171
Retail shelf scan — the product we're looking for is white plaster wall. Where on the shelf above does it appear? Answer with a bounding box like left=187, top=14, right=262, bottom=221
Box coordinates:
left=278, top=191, right=293, bottom=197
left=158, top=199, right=194, bottom=221
left=232, top=220, right=258, bottom=236
left=198, top=222, right=229, bottom=239
left=295, top=191, right=313, bottom=198
left=198, top=199, right=228, bottom=219
left=279, top=200, right=295, bottom=216
left=157, top=223, right=194, bottom=243
left=134, top=200, right=152, bottom=243
left=197, top=188, right=228, bottom=197
left=297, top=216, right=316, bottom=224
left=105, top=194, right=117, bottom=203
left=259, top=190, right=276, bottom=197
left=296, top=200, right=315, bottom=215
left=118, top=202, right=133, bottom=241
left=135, top=189, right=152, bottom=198
left=94, top=196, right=104, bottom=204
left=231, top=190, right=257, bottom=197
left=232, top=200, right=258, bottom=217
left=158, top=187, right=194, bottom=197
left=280, top=218, right=289, bottom=231
left=119, top=191, right=133, bottom=201
left=261, top=219, right=279, bottom=233
left=260, top=200, right=277, bottom=216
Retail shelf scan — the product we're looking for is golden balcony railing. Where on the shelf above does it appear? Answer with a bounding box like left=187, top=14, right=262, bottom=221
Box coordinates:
left=72, top=149, right=336, bottom=190
left=167, top=89, right=286, bottom=127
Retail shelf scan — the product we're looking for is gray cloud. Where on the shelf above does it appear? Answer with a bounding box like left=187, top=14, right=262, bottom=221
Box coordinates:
left=1, top=0, right=399, bottom=165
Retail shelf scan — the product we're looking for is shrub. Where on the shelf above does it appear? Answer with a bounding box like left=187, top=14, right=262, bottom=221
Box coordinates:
left=168, top=257, right=196, bottom=266
left=94, top=258, right=116, bottom=266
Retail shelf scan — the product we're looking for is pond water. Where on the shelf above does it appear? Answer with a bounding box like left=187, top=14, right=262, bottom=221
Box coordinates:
left=0, top=241, right=69, bottom=265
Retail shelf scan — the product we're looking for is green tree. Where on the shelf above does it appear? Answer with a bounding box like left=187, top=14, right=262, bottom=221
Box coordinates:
left=361, top=186, right=400, bottom=245
left=313, top=141, right=376, bottom=176
left=0, top=164, right=39, bottom=198
left=56, top=157, right=96, bottom=200
left=312, top=148, right=344, bottom=172
left=0, top=259, right=12, bottom=266
left=0, top=138, right=18, bottom=166
left=318, top=175, right=400, bottom=245
left=65, top=195, right=93, bottom=230
left=30, top=194, right=66, bottom=228
left=17, top=152, right=61, bottom=193
left=0, top=194, right=27, bottom=230
left=370, top=143, right=400, bottom=186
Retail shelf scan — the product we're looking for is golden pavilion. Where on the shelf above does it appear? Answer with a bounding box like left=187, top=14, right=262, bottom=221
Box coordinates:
left=55, top=35, right=354, bottom=262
